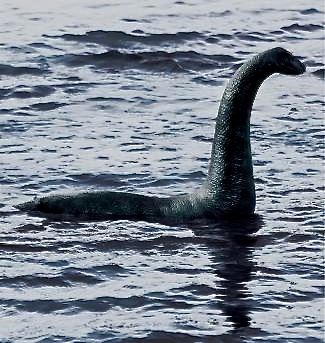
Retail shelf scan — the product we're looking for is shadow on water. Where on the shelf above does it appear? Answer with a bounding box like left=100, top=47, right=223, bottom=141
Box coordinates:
left=190, top=215, right=263, bottom=332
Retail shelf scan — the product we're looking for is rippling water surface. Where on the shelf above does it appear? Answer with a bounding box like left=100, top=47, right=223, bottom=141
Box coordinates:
left=0, top=0, right=324, bottom=342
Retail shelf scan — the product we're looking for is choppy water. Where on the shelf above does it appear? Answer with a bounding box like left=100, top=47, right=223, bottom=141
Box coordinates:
left=0, top=0, right=324, bottom=342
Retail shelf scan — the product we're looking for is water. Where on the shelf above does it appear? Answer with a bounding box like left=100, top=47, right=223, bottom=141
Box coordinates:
left=0, top=0, right=324, bottom=342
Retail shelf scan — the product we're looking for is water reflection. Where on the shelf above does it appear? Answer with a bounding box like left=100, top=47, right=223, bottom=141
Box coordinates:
left=191, top=215, right=262, bottom=330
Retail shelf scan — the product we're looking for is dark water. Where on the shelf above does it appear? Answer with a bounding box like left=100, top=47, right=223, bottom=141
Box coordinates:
left=0, top=0, right=324, bottom=342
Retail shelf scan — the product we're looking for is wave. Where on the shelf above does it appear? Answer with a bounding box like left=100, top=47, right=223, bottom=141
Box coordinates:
left=0, top=64, right=46, bottom=76
left=233, top=31, right=274, bottom=42
left=1, top=294, right=195, bottom=315
left=67, top=172, right=130, bottom=187
left=25, top=101, right=66, bottom=111
left=299, top=8, right=323, bottom=15
left=281, top=23, right=323, bottom=32
left=49, top=28, right=323, bottom=51
left=0, top=85, right=55, bottom=100
left=47, top=30, right=207, bottom=48
left=58, top=50, right=240, bottom=73
left=312, top=69, right=325, bottom=79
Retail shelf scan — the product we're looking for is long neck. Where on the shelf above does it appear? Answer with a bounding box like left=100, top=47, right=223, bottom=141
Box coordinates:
left=206, top=54, right=273, bottom=214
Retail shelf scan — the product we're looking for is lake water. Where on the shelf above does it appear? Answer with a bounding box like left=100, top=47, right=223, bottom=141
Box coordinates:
left=0, top=0, right=324, bottom=342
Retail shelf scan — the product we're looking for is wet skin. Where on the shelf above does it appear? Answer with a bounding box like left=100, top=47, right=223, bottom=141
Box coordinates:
left=17, top=47, right=306, bottom=222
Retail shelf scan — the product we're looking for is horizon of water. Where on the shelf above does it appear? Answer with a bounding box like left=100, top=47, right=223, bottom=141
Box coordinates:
left=0, top=0, right=324, bottom=342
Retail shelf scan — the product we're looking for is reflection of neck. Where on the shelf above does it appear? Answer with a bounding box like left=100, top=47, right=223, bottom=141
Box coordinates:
left=206, top=54, right=273, bottom=214
left=218, top=239, right=252, bottom=329
left=212, top=218, right=259, bottom=329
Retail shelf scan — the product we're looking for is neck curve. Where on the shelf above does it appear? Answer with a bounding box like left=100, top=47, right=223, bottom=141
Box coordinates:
left=206, top=53, right=274, bottom=214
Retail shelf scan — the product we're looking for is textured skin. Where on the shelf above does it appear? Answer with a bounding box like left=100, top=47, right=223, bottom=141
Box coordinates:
left=17, top=48, right=305, bottom=222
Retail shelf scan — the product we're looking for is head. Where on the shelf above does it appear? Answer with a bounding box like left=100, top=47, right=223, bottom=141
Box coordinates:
left=263, top=47, right=306, bottom=75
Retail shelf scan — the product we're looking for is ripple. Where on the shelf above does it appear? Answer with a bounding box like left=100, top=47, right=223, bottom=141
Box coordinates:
left=25, top=101, right=67, bottom=111
left=15, top=224, right=46, bottom=232
left=57, top=50, right=239, bottom=73
left=49, top=30, right=206, bottom=48
left=234, top=31, right=274, bottom=42
left=0, top=85, right=55, bottom=100
left=299, top=8, right=323, bottom=15
left=0, top=1, right=323, bottom=342
left=0, top=242, right=55, bottom=252
left=281, top=23, right=323, bottom=32
left=0, top=64, right=46, bottom=76
left=1, top=294, right=199, bottom=314
left=67, top=173, right=133, bottom=187
left=0, top=275, right=70, bottom=288
left=312, top=69, right=325, bottom=80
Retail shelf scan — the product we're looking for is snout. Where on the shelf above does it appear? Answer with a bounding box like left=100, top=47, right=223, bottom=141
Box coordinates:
left=291, top=57, right=306, bottom=75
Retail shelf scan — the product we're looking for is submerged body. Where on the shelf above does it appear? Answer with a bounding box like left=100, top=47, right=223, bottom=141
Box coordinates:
left=18, top=47, right=305, bottom=221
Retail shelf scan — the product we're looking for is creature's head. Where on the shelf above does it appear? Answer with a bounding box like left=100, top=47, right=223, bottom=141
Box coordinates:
left=264, top=47, right=306, bottom=75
